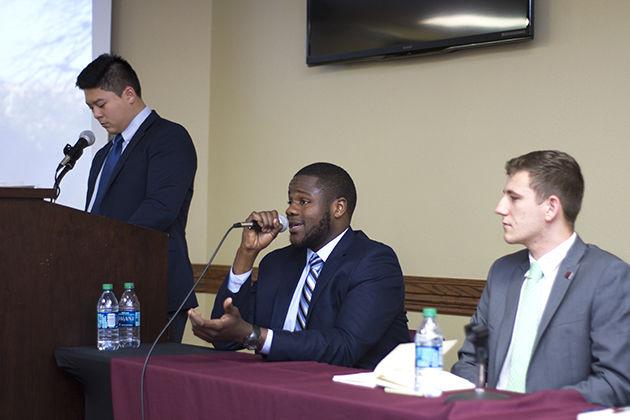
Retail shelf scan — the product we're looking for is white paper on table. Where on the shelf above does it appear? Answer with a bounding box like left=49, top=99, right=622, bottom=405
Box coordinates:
left=577, top=407, right=630, bottom=420
left=332, top=339, right=474, bottom=393
left=332, top=371, right=378, bottom=388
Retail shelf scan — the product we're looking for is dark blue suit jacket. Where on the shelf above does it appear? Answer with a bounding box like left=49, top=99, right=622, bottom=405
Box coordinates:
left=212, top=229, right=409, bottom=369
left=86, top=110, right=197, bottom=312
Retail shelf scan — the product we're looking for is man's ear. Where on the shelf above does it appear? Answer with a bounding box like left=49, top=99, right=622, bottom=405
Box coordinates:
left=331, top=197, right=347, bottom=220
left=122, top=86, right=137, bottom=104
left=544, top=195, right=562, bottom=222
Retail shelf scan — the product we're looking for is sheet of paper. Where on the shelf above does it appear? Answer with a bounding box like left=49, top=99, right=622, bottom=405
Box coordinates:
left=332, top=371, right=377, bottom=388
left=0, top=183, right=35, bottom=188
left=577, top=407, right=630, bottom=420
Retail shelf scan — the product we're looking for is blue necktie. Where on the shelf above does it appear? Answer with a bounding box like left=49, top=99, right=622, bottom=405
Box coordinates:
left=91, top=134, right=123, bottom=214
left=295, top=253, right=324, bottom=331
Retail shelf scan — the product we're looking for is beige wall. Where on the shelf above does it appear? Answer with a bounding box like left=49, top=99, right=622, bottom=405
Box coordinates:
left=206, top=0, right=630, bottom=272
left=112, top=0, right=213, bottom=263
left=112, top=0, right=630, bottom=368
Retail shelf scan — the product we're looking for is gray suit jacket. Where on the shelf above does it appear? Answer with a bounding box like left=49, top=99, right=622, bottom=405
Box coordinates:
left=451, top=236, right=630, bottom=407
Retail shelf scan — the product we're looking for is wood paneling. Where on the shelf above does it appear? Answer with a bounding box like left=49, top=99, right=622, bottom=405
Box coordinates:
left=193, top=264, right=484, bottom=317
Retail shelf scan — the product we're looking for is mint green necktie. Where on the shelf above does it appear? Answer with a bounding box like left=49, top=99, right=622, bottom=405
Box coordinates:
left=505, top=261, right=545, bottom=393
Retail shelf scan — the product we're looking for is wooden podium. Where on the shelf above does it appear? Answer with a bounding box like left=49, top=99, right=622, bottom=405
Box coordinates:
left=0, top=188, right=168, bottom=419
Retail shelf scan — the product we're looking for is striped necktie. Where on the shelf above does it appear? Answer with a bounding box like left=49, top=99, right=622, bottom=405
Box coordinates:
left=91, top=134, right=123, bottom=214
left=295, top=253, right=324, bottom=331
left=505, top=261, right=545, bottom=392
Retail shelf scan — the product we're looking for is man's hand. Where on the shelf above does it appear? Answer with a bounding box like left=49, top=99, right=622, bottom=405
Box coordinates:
left=233, top=210, right=284, bottom=275
left=188, top=298, right=252, bottom=344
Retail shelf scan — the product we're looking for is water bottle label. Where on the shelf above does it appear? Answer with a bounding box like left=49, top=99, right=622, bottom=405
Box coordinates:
left=97, top=313, right=107, bottom=329
left=107, top=312, right=117, bottom=328
left=119, top=311, right=140, bottom=327
left=97, top=312, right=118, bottom=329
left=416, top=345, right=443, bottom=368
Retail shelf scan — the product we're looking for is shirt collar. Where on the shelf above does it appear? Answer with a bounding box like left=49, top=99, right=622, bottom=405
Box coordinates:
left=307, top=228, right=349, bottom=263
left=528, top=232, right=577, bottom=279
left=119, top=106, right=151, bottom=145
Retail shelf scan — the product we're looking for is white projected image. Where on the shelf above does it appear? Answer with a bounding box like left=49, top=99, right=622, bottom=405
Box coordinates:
left=0, top=0, right=94, bottom=209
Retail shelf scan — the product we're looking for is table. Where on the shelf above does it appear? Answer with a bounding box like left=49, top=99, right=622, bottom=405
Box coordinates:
left=54, top=343, right=211, bottom=420
left=110, top=351, right=597, bottom=420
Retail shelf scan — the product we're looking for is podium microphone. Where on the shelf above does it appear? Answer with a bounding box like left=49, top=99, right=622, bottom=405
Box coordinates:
left=51, top=130, right=97, bottom=202
left=58, top=130, right=96, bottom=170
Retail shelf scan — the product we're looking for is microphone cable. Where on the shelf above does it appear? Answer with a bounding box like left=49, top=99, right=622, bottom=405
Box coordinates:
left=51, top=164, right=70, bottom=202
left=139, top=214, right=287, bottom=419
left=139, top=222, right=235, bottom=420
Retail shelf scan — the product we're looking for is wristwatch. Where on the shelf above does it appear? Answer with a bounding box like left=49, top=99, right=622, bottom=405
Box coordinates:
left=242, top=324, right=261, bottom=350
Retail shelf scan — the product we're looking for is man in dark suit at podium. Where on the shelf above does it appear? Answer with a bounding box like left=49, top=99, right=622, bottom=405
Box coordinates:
left=76, top=54, right=197, bottom=342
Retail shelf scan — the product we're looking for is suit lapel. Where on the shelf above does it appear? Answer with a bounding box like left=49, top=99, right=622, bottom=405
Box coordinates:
left=493, top=257, right=529, bottom=378
left=307, top=229, right=354, bottom=322
left=100, top=111, right=159, bottom=198
left=270, top=248, right=306, bottom=328
left=533, top=236, right=586, bottom=350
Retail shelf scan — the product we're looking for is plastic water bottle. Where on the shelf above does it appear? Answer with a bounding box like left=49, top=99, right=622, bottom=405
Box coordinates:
left=414, top=307, right=443, bottom=397
left=119, top=282, right=141, bottom=348
left=97, top=283, right=119, bottom=351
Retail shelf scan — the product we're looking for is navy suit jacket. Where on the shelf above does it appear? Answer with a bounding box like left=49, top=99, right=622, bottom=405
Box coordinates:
left=452, top=236, right=630, bottom=407
left=212, top=229, right=409, bottom=370
left=86, top=110, right=197, bottom=312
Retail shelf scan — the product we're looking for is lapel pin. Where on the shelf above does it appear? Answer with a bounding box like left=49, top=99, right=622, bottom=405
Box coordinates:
left=564, top=271, right=573, bottom=280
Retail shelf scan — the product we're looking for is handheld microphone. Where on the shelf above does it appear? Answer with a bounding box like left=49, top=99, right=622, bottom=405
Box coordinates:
left=233, top=214, right=289, bottom=232
left=58, top=130, right=96, bottom=169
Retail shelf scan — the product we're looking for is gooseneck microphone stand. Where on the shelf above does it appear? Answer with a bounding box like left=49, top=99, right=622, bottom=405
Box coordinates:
left=447, top=323, right=510, bottom=401
left=52, top=143, right=83, bottom=202
left=52, top=164, right=71, bottom=202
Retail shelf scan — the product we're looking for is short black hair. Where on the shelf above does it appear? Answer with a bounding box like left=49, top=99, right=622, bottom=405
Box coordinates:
left=505, top=150, right=584, bottom=226
left=76, top=54, right=141, bottom=97
left=294, top=162, right=357, bottom=218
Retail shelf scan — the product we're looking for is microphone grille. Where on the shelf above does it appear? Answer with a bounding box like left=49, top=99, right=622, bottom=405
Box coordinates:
left=80, top=130, right=96, bottom=146
left=278, top=214, right=289, bottom=232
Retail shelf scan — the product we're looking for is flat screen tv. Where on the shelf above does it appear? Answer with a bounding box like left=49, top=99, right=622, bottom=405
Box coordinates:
left=307, top=0, right=534, bottom=66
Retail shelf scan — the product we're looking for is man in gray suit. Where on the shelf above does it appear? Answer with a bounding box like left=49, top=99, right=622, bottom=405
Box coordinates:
left=451, top=150, right=630, bottom=407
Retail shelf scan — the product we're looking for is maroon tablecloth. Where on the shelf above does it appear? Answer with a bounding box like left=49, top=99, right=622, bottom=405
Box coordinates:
left=111, top=352, right=596, bottom=420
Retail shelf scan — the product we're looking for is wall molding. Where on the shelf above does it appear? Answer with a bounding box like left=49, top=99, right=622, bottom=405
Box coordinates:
left=193, top=264, right=484, bottom=317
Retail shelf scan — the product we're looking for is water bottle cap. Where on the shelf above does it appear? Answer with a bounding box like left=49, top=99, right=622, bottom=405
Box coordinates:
left=102, top=283, right=113, bottom=290
left=124, top=282, right=135, bottom=289
left=423, top=307, right=437, bottom=317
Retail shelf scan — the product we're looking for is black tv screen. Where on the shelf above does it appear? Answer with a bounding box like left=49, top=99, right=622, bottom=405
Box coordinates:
left=307, top=0, right=534, bottom=66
